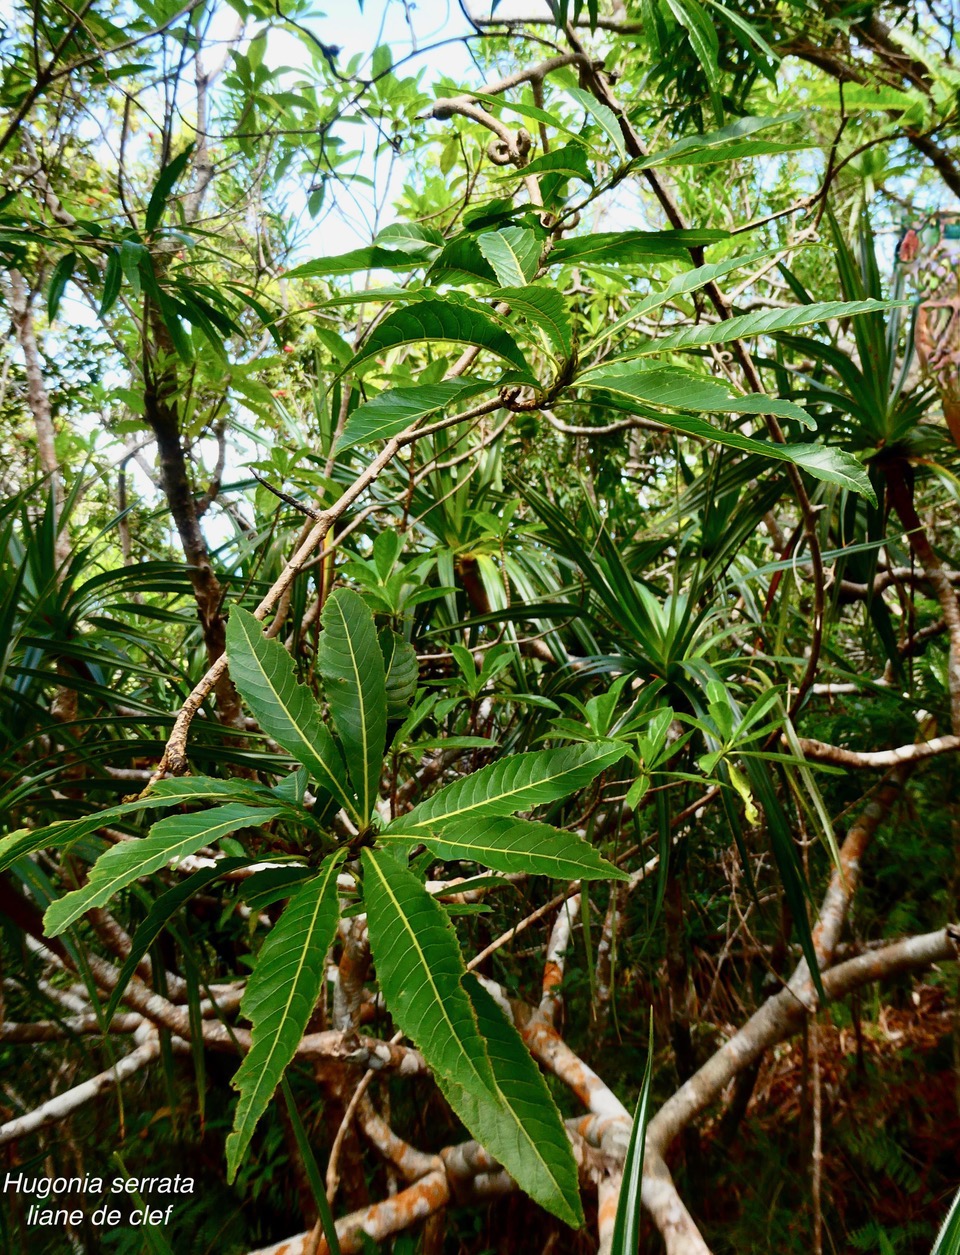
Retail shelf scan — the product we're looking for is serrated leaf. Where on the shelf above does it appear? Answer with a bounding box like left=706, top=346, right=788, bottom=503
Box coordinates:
left=362, top=848, right=495, bottom=1099
left=386, top=815, right=627, bottom=880
left=618, top=299, right=904, bottom=356
left=345, top=293, right=533, bottom=381
left=519, top=144, right=592, bottom=182
left=318, top=588, right=387, bottom=825
left=665, top=0, right=723, bottom=122
left=388, top=741, right=626, bottom=832
left=455, top=975, right=584, bottom=1227
left=583, top=249, right=776, bottom=352
left=931, top=1183, right=960, bottom=1255
left=226, top=852, right=344, bottom=1180
left=549, top=229, right=728, bottom=267
left=375, top=222, right=444, bottom=252
left=477, top=227, right=542, bottom=287
left=0, top=778, right=276, bottom=875
left=578, top=363, right=813, bottom=427
left=492, top=285, right=572, bottom=358
left=336, top=378, right=495, bottom=451
left=227, top=607, right=359, bottom=821
left=285, top=244, right=437, bottom=279
left=379, top=627, right=419, bottom=718
left=567, top=86, right=626, bottom=160
left=636, top=114, right=802, bottom=168
left=575, top=375, right=875, bottom=499
left=44, top=804, right=281, bottom=936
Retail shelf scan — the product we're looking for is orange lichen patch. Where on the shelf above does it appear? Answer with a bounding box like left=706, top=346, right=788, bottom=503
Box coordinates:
left=542, top=960, right=564, bottom=997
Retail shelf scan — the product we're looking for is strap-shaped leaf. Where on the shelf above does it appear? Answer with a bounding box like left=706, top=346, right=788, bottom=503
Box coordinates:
left=336, top=378, right=494, bottom=451
left=362, top=848, right=495, bottom=1097
left=227, top=607, right=358, bottom=821
left=318, top=589, right=387, bottom=825
left=379, top=628, right=419, bottom=719
left=385, top=816, right=627, bottom=881
left=567, top=86, right=626, bottom=160
left=387, top=741, right=626, bottom=833
left=44, top=804, right=282, bottom=936
left=226, top=852, right=344, bottom=1180
left=477, top=227, right=541, bottom=287
left=492, top=285, right=572, bottom=358
left=345, top=293, right=534, bottom=381
left=611, top=1008, right=654, bottom=1254
left=454, top=975, right=585, bottom=1227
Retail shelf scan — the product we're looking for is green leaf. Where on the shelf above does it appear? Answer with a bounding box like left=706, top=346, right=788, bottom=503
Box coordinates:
left=226, top=852, right=344, bottom=1181
left=477, top=227, right=542, bottom=287
left=388, top=741, right=626, bottom=832
left=145, top=144, right=194, bottom=233
left=379, top=628, right=419, bottom=718
left=346, top=293, right=534, bottom=381
left=104, top=857, right=249, bottom=1023
left=611, top=1008, right=654, bottom=1255
left=386, top=815, right=627, bottom=880
left=578, top=363, right=813, bottom=427
left=336, top=378, right=495, bottom=451
left=0, top=777, right=279, bottom=874
left=549, top=229, right=728, bottom=267
left=284, top=244, right=438, bottom=279
left=318, top=588, right=387, bottom=825
left=519, top=144, right=593, bottom=182
left=44, top=804, right=281, bottom=936
left=582, top=249, right=777, bottom=352
left=615, top=299, right=904, bottom=356
left=637, top=115, right=803, bottom=168
left=47, top=252, right=75, bottom=322
left=931, top=1183, right=960, bottom=1255
left=100, top=248, right=122, bottom=315
left=664, top=0, right=723, bottom=122
left=456, top=975, right=584, bottom=1227
left=226, top=607, right=359, bottom=820
left=576, top=371, right=875, bottom=499
left=492, top=285, right=573, bottom=358
left=567, top=86, right=626, bottom=160
left=362, top=847, right=495, bottom=1099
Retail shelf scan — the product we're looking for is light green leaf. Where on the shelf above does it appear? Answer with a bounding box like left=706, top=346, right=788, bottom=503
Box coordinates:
left=492, top=285, right=572, bottom=358
left=582, top=249, right=776, bottom=353
left=284, top=244, right=437, bottom=279
left=388, top=741, right=626, bottom=832
left=345, top=294, right=534, bottom=381
left=636, top=115, right=803, bottom=168
left=44, top=804, right=282, bottom=936
left=336, top=379, right=495, bottom=451
left=385, top=815, right=627, bottom=880
left=477, top=227, right=542, bottom=287
left=457, top=975, right=584, bottom=1227
left=318, top=588, right=387, bottom=825
left=549, top=229, right=728, bottom=268
left=227, top=607, right=359, bottom=821
left=362, top=848, right=495, bottom=1098
left=379, top=628, right=419, bottom=719
left=615, top=299, right=904, bottom=356
left=520, top=143, right=593, bottom=182
left=567, top=86, right=626, bottom=160
left=578, top=363, right=813, bottom=427
left=226, top=852, right=344, bottom=1180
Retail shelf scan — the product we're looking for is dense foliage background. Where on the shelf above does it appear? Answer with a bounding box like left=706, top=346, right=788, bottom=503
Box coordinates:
left=2, top=0, right=960, bottom=1252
